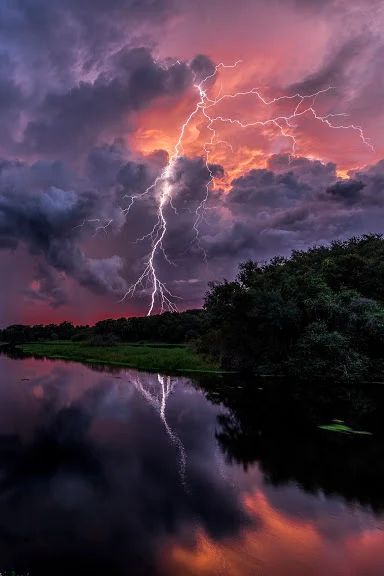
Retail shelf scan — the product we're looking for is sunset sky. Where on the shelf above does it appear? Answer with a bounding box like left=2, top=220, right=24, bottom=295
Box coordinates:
left=0, top=0, right=383, bottom=325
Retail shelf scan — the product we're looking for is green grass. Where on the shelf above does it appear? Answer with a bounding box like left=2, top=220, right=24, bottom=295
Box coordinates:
left=18, top=341, right=219, bottom=373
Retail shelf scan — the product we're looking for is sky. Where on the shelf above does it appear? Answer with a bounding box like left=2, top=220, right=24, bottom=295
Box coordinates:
left=0, top=0, right=383, bottom=326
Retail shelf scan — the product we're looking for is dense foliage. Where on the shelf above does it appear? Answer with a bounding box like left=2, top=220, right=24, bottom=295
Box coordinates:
left=201, top=234, right=384, bottom=381
left=0, top=310, right=206, bottom=345
left=2, top=235, right=384, bottom=382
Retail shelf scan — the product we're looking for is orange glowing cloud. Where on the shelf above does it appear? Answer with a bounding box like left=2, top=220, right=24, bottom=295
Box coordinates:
left=140, top=0, right=384, bottom=185
left=130, top=60, right=377, bottom=193
left=160, top=489, right=384, bottom=576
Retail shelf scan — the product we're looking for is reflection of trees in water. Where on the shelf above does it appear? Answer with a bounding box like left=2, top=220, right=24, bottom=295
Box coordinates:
left=202, top=377, right=384, bottom=513
left=0, top=345, right=29, bottom=360
left=132, top=373, right=187, bottom=484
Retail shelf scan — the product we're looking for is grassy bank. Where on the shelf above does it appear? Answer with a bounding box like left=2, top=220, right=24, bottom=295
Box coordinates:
left=18, top=341, right=219, bottom=373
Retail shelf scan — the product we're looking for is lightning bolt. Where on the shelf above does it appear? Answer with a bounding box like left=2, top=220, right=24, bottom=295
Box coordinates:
left=120, top=59, right=373, bottom=315
left=132, top=372, right=187, bottom=485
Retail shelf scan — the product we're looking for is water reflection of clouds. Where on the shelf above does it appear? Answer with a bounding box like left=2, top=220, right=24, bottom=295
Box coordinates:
left=263, top=482, right=383, bottom=541
left=0, top=356, right=383, bottom=576
left=0, top=356, right=249, bottom=575
left=163, top=489, right=384, bottom=576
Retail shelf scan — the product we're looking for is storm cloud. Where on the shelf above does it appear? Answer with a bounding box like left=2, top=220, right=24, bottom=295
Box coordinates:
left=206, top=156, right=384, bottom=263
left=0, top=0, right=383, bottom=322
left=137, top=154, right=384, bottom=296
left=21, top=47, right=194, bottom=157
left=0, top=158, right=127, bottom=295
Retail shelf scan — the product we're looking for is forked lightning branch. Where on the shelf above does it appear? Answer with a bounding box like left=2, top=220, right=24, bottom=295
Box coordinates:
left=119, top=60, right=373, bottom=315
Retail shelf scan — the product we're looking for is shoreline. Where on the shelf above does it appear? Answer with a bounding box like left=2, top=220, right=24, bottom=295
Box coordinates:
left=15, top=341, right=228, bottom=375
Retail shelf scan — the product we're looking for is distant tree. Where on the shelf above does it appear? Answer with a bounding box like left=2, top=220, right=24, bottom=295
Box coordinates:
left=1, top=310, right=206, bottom=347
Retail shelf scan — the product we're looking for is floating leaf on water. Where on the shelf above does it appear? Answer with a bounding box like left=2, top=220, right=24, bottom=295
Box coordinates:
left=318, top=423, right=372, bottom=435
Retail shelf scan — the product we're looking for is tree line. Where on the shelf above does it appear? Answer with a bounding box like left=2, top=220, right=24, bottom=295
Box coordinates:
left=2, top=234, right=384, bottom=382
left=0, top=309, right=206, bottom=346
left=200, top=234, right=384, bottom=381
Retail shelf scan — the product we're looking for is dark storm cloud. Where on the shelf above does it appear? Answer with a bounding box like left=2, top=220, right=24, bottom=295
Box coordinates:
left=87, top=143, right=166, bottom=194
left=22, top=47, right=193, bottom=156
left=0, top=0, right=217, bottom=159
left=170, top=156, right=224, bottom=205
left=189, top=54, right=217, bottom=83
left=4, top=148, right=381, bottom=312
left=101, top=154, right=227, bottom=307
left=117, top=154, right=224, bottom=258
left=0, top=0, right=382, bottom=318
left=0, top=53, right=24, bottom=149
left=226, top=155, right=335, bottom=216
left=267, top=154, right=336, bottom=188
left=325, top=179, right=365, bottom=204
left=0, top=0, right=199, bottom=159
left=0, top=159, right=127, bottom=296
left=111, top=153, right=363, bottom=304
left=319, top=161, right=384, bottom=208
left=153, top=156, right=225, bottom=265
left=86, top=143, right=125, bottom=183
left=151, top=155, right=384, bottom=292
left=23, top=262, right=68, bottom=308
left=217, top=157, right=384, bottom=258
left=117, top=159, right=155, bottom=194
left=228, top=169, right=311, bottom=210
left=204, top=221, right=265, bottom=260
left=0, top=0, right=175, bottom=82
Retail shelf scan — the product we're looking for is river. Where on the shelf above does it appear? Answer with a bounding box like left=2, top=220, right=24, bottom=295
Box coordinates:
left=0, top=353, right=383, bottom=575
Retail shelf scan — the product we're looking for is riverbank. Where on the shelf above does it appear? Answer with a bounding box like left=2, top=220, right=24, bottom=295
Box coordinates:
left=17, top=341, right=220, bottom=373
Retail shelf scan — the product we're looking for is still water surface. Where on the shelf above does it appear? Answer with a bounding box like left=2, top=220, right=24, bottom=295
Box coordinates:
left=0, top=354, right=383, bottom=575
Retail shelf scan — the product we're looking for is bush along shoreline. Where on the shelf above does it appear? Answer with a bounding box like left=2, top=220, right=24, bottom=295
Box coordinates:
left=2, top=235, right=384, bottom=383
